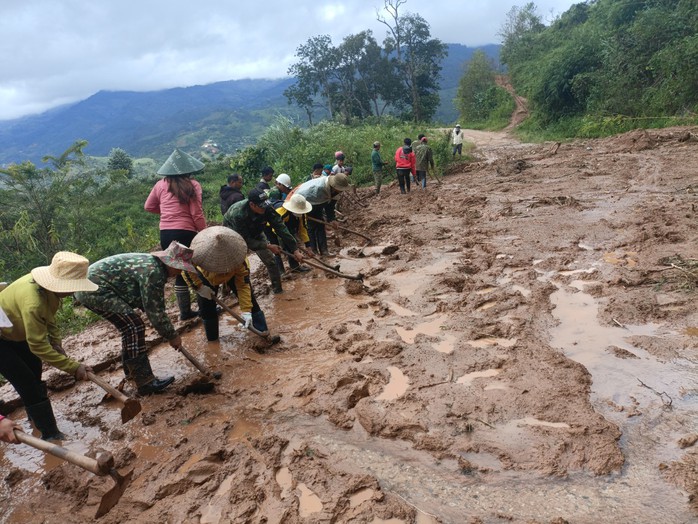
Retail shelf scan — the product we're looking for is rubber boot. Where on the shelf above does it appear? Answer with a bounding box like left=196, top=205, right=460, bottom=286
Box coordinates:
left=25, top=400, right=66, bottom=441
left=270, top=270, right=283, bottom=294
left=175, top=285, right=197, bottom=321
left=251, top=310, right=269, bottom=332
left=318, top=230, right=330, bottom=257
left=202, top=318, right=219, bottom=342
left=125, top=353, right=174, bottom=395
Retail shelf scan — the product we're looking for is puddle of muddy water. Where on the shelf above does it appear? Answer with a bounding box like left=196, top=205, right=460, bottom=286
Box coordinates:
left=297, top=482, right=323, bottom=517
left=394, top=315, right=446, bottom=344
left=377, top=367, right=409, bottom=401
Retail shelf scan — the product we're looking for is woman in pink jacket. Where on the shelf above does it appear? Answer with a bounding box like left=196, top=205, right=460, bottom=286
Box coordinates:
left=145, top=148, right=207, bottom=320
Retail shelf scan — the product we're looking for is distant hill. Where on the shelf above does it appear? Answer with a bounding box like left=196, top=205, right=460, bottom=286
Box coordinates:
left=0, top=44, right=499, bottom=165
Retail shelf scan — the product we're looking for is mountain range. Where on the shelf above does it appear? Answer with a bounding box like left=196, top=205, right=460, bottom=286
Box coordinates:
left=0, top=44, right=499, bottom=166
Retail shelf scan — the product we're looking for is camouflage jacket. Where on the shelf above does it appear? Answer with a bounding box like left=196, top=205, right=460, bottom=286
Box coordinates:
left=222, top=199, right=298, bottom=252
left=74, top=254, right=177, bottom=340
left=414, top=143, right=434, bottom=171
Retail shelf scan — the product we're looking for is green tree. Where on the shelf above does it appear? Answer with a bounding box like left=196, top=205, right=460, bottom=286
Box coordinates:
left=107, top=147, right=134, bottom=177
left=285, top=35, right=339, bottom=124
left=379, top=1, right=447, bottom=121
left=455, top=50, right=498, bottom=122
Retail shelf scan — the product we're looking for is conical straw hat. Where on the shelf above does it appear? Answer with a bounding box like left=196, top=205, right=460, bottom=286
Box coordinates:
left=157, top=148, right=205, bottom=176
left=191, top=226, right=247, bottom=273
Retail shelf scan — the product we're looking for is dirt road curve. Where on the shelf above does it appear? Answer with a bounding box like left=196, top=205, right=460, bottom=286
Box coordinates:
left=2, top=126, right=698, bottom=523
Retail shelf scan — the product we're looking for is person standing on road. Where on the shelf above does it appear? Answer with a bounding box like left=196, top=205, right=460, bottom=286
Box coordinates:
left=371, top=141, right=388, bottom=195
left=223, top=188, right=304, bottom=294
left=0, top=252, right=98, bottom=441
left=256, top=166, right=275, bottom=192
left=415, top=135, right=435, bottom=190
left=74, top=243, right=197, bottom=395
left=451, top=124, right=464, bottom=156
left=395, top=138, right=416, bottom=194
left=145, top=148, right=207, bottom=321
left=267, top=193, right=313, bottom=274
left=220, top=173, right=244, bottom=215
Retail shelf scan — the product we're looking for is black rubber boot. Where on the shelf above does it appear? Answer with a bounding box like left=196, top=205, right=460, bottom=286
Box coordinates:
left=125, top=353, right=174, bottom=395
left=202, top=319, right=219, bottom=341
left=175, top=285, right=197, bottom=321
left=251, top=310, right=269, bottom=332
left=270, top=272, right=283, bottom=294
left=25, top=400, right=66, bottom=441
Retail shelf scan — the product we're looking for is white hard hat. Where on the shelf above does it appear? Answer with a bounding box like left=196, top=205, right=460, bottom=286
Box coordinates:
left=275, top=173, right=292, bottom=189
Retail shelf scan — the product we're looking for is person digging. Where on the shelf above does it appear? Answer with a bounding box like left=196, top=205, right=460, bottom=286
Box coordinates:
left=223, top=188, right=304, bottom=294
left=184, top=226, right=280, bottom=343
left=74, top=243, right=198, bottom=395
left=0, top=252, right=98, bottom=440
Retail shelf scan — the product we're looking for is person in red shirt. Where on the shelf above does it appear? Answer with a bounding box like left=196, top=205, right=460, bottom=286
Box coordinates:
left=145, top=148, right=207, bottom=320
left=394, top=138, right=416, bottom=194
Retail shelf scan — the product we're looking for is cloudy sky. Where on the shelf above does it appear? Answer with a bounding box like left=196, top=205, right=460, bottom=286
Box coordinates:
left=0, top=0, right=579, bottom=121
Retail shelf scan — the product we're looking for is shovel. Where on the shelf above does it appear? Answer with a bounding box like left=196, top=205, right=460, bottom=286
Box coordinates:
left=87, top=372, right=142, bottom=424
left=176, top=345, right=222, bottom=380
left=14, top=430, right=132, bottom=518
left=281, top=249, right=363, bottom=281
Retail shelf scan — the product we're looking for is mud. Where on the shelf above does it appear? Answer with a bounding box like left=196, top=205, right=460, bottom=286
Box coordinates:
left=2, top=125, right=698, bottom=523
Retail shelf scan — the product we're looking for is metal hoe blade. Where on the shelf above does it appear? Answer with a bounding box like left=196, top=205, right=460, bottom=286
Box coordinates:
left=96, top=468, right=133, bottom=518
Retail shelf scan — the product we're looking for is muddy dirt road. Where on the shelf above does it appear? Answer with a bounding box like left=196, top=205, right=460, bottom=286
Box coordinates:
left=2, top=126, right=698, bottom=523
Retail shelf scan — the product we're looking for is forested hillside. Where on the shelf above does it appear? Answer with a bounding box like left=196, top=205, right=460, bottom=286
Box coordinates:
left=500, top=0, right=698, bottom=135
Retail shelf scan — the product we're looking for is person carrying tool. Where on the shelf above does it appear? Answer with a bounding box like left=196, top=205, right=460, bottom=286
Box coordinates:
left=394, top=138, right=416, bottom=194
left=266, top=193, right=313, bottom=274
left=223, top=188, right=304, bottom=294
left=414, top=135, right=435, bottom=190
left=292, top=173, right=351, bottom=256
left=74, top=243, right=197, bottom=395
left=183, top=227, right=275, bottom=341
left=0, top=252, right=98, bottom=440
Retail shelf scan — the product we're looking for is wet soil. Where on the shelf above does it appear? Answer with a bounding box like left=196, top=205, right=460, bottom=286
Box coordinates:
left=2, top=126, right=698, bottom=523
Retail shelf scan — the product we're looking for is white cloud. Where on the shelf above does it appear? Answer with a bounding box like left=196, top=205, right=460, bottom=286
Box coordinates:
left=0, top=0, right=579, bottom=121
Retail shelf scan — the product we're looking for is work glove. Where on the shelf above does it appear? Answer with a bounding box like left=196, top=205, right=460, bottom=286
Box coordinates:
left=196, top=285, right=215, bottom=300
left=241, top=312, right=252, bottom=328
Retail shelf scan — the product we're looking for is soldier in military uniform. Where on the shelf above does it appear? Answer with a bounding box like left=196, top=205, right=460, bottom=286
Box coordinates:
left=223, top=188, right=304, bottom=294
left=75, top=242, right=197, bottom=395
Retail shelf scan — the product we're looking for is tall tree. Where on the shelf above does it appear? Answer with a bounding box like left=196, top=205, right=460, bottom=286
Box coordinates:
left=285, top=35, right=339, bottom=124
left=455, top=50, right=497, bottom=122
left=379, top=1, right=446, bottom=121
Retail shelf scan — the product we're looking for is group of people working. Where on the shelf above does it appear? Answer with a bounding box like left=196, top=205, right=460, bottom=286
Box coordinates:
left=0, top=147, right=351, bottom=444
left=0, top=128, right=452, bottom=444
